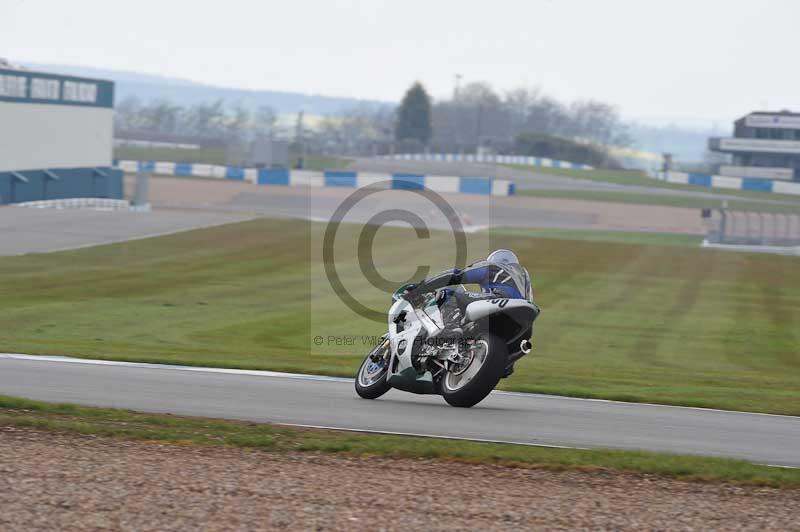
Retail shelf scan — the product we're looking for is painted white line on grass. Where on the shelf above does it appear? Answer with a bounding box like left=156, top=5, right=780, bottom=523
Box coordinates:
left=2, top=353, right=799, bottom=420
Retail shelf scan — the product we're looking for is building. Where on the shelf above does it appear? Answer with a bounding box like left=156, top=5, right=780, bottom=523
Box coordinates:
left=0, top=63, right=122, bottom=204
left=709, top=110, right=800, bottom=182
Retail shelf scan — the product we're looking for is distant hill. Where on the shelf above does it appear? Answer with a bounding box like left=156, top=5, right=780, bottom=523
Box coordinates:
left=24, top=63, right=393, bottom=116
left=22, top=63, right=715, bottom=163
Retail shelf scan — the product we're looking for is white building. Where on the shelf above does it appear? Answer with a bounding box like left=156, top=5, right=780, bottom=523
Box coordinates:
left=0, top=64, right=121, bottom=204
left=709, top=111, right=800, bottom=181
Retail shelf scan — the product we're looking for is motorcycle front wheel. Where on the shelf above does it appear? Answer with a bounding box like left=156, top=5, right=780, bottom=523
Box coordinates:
left=441, top=333, right=506, bottom=408
left=355, top=335, right=392, bottom=399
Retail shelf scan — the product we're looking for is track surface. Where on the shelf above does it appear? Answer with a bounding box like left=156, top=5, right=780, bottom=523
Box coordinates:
left=143, top=177, right=706, bottom=234
left=0, top=206, right=253, bottom=256
left=2, top=354, right=798, bottom=467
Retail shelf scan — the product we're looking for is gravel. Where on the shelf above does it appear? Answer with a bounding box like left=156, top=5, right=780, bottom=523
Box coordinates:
left=2, top=427, right=798, bottom=531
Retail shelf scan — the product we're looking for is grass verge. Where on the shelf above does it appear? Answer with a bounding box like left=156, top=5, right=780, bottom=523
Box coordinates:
left=488, top=227, right=704, bottom=247
left=518, top=189, right=800, bottom=214
left=2, top=394, right=798, bottom=488
left=1, top=218, right=798, bottom=415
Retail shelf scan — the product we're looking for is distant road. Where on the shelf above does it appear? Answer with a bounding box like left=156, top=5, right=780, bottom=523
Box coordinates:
left=349, top=158, right=799, bottom=205
left=2, top=354, right=799, bottom=467
left=0, top=206, right=253, bottom=256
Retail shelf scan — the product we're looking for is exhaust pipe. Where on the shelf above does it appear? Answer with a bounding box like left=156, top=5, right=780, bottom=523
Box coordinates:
left=520, top=339, right=532, bottom=354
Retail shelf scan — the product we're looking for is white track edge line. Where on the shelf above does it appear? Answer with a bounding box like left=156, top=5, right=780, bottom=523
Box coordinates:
left=2, top=353, right=799, bottom=420
left=2, top=353, right=798, bottom=469
left=0, top=353, right=350, bottom=383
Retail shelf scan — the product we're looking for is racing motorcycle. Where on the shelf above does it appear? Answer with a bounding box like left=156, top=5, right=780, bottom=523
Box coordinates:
left=355, top=281, right=540, bottom=408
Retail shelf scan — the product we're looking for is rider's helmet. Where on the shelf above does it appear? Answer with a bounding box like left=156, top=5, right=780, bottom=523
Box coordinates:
left=487, top=249, right=519, bottom=265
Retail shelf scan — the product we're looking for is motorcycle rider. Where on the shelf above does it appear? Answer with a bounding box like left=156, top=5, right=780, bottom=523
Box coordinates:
left=404, top=249, right=532, bottom=338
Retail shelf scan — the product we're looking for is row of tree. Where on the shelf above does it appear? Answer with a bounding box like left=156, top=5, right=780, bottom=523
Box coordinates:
left=115, top=98, right=278, bottom=146
left=392, top=81, right=632, bottom=165
left=115, top=81, right=633, bottom=167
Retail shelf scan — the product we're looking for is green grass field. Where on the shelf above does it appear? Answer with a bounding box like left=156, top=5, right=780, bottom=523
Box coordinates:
left=3, top=394, right=797, bottom=487
left=489, top=227, right=704, bottom=247
left=2, top=218, right=799, bottom=414
left=507, top=164, right=800, bottom=205
left=518, top=189, right=800, bottom=214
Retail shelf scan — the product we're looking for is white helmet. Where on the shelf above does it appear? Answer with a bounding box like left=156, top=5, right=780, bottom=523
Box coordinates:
left=487, top=249, right=519, bottom=265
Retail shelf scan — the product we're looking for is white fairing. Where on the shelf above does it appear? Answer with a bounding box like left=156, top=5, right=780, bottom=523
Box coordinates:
left=386, top=299, right=423, bottom=379
left=465, top=298, right=538, bottom=322
left=386, top=295, right=535, bottom=383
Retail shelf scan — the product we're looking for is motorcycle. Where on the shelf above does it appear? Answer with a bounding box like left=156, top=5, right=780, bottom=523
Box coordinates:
left=355, top=280, right=540, bottom=408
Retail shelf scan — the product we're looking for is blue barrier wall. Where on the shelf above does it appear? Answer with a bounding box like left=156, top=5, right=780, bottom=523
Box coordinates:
left=459, top=177, right=492, bottom=195
left=392, top=173, right=426, bottom=190
left=688, top=173, right=712, bottom=187
left=257, top=168, right=290, bottom=185
left=324, top=170, right=357, bottom=187
left=741, top=178, right=773, bottom=192
left=174, top=163, right=193, bottom=176
left=225, top=167, right=245, bottom=180
left=0, top=167, right=123, bottom=205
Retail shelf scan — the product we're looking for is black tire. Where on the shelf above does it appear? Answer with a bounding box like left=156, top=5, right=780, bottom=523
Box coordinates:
left=441, top=333, right=506, bottom=408
left=355, top=337, right=392, bottom=400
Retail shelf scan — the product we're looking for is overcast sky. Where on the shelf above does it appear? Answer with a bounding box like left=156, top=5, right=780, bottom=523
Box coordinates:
left=1, top=0, right=797, bottom=126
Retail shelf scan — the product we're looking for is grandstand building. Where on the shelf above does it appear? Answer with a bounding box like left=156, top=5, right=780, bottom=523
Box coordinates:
left=709, top=110, right=800, bottom=182
left=0, top=63, right=122, bottom=204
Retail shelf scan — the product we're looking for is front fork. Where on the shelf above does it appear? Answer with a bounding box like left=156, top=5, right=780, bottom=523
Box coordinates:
left=368, top=335, right=390, bottom=363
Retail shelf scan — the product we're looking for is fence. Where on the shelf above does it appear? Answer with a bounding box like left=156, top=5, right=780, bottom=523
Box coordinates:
left=704, top=208, right=800, bottom=247
left=380, top=153, right=594, bottom=170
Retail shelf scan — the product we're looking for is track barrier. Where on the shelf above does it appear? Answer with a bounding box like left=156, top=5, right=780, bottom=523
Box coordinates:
left=114, top=161, right=515, bottom=197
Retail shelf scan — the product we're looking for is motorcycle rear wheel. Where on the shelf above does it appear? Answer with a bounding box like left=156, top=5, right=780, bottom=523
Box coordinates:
left=442, top=333, right=506, bottom=408
left=355, top=336, right=392, bottom=400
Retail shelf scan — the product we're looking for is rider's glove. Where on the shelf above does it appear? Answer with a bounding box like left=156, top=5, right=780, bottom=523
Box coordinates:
left=404, top=283, right=419, bottom=293
left=403, top=283, right=425, bottom=305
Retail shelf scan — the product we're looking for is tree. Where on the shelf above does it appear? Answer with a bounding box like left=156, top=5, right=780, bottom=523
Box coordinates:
left=395, top=82, right=432, bottom=147
left=254, top=106, right=277, bottom=138
left=225, top=104, right=251, bottom=141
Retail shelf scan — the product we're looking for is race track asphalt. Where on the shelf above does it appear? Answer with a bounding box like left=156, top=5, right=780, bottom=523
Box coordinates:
left=0, top=206, right=254, bottom=256
left=2, top=354, right=798, bottom=467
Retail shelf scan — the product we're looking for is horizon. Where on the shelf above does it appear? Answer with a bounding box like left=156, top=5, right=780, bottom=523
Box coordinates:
left=3, top=0, right=798, bottom=130
left=16, top=60, right=742, bottom=132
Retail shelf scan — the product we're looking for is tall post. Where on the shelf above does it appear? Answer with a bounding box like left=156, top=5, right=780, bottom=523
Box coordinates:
left=133, top=166, right=150, bottom=211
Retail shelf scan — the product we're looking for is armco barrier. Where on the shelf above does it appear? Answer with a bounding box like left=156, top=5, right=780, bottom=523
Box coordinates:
left=657, top=171, right=800, bottom=196
left=381, top=153, right=594, bottom=170
left=15, top=198, right=131, bottom=210
left=115, top=161, right=515, bottom=196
